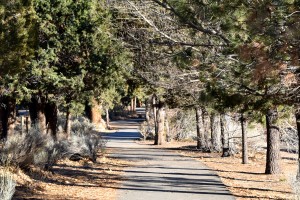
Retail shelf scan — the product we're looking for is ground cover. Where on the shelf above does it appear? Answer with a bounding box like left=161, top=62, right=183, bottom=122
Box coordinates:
left=13, top=148, right=130, bottom=200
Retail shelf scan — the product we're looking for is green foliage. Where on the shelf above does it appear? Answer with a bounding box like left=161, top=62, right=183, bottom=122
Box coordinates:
left=0, top=0, right=37, bottom=76
left=26, top=0, right=131, bottom=107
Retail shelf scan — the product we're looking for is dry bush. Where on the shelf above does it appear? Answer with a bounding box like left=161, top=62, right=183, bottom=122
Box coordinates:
left=280, top=119, right=298, bottom=153
left=0, top=169, right=16, bottom=200
left=68, top=117, right=105, bottom=162
left=139, top=121, right=155, bottom=140
left=0, top=127, right=47, bottom=169
left=68, top=131, right=103, bottom=162
left=289, top=174, right=300, bottom=200
left=0, top=115, right=106, bottom=171
left=168, top=109, right=196, bottom=141
left=0, top=127, right=68, bottom=170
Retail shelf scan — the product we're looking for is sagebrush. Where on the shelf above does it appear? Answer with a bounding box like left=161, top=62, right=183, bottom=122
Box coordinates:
left=0, top=169, right=16, bottom=200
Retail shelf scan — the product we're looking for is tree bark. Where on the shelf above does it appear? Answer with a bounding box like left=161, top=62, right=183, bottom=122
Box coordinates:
left=165, top=107, right=171, bottom=142
left=0, top=96, right=16, bottom=139
left=64, top=108, right=71, bottom=138
left=130, top=98, right=134, bottom=112
left=29, top=95, right=47, bottom=134
left=195, top=107, right=204, bottom=150
left=0, top=106, right=2, bottom=138
left=241, top=112, right=248, bottom=164
left=202, top=107, right=210, bottom=151
left=153, top=95, right=158, bottom=145
left=85, top=99, right=105, bottom=130
left=265, top=108, right=281, bottom=174
left=156, top=101, right=165, bottom=145
left=295, top=108, right=300, bottom=179
left=133, top=96, right=137, bottom=112
left=220, top=113, right=230, bottom=157
left=106, top=108, right=110, bottom=129
left=145, top=97, right=151, bottom=140
left=210, top=113, right=219, bottom=152
left=45, top=102, right=58, bottom=139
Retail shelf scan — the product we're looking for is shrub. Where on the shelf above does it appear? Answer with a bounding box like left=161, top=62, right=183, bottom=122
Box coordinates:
left=289, top=174, right=300, bottom=200
left=0, top=116, right=105, bottom=171
left=169, top=109, right=196, bottom=140
left=0, top=127, right=69, bottom=170
left=0, top=127, right=47, bottom=169
left=68, top=118, right=105, bottom=162
left=0, top=169, right=16, bottom=200
left=139, top=121, right=154, bottom=140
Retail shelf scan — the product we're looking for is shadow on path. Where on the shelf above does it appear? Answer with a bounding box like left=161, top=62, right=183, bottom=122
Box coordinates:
left=105, top=120, right=235, bottom=200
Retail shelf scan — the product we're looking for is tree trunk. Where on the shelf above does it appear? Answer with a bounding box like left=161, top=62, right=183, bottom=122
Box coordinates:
left=145, top=97, right=151, bottom=140
left=265, top=108, right=281, bottom=174
left=85, top=99, right=105, bottom=130
left=156, top=102, right=165, bottom=145
left=64, top=108, right=71, bottom=138
left=202, top=107, right=210, bottom=151
left=295, top=108, right=300, bottom=179
left=0, top=106, right=2, bottom=138
left=29, top=95, right=47, bottom=134
left=153, top=95, right=158, bottom=145
left=195, top=107, right=204, bottom=150
left=131, top=98, right=134, bottom=112
left=220, top=113, right=230, bottom=157
left=241, top=113, right=248, bottom=164
left=0, top=97, right=16, bottom=139
left=45, top=102, right=58, bottom=139
left=210, top=113, right=219, bottom=152
left=106, top=108, right=110, bottom=129
left=133, top=96, right=137, bottom=112
left=165, top=108, right=171, bottom=142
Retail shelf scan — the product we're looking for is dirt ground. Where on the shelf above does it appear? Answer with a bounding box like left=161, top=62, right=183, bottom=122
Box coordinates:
left=138, top=140, right=297, bottom=200
left=13, top=148, right=130, bottom=200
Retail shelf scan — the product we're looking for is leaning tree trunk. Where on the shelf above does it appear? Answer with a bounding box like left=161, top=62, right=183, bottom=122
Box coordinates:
left=45, top=102, right=58, bottom=139
left=0, top=96, right=16, bottom=139
left=220, top=113, right=230, bottom=157
left=195, top=107, right=204, bottom=150
left=241, top=112, right=248, bottom=164
left=295, top=108, right=300, bottom=179
left=265, top=108, right=281, bottom=174
left=202, top=107, right=210, bottom=151
left=29, top=95, right=47, bottom=134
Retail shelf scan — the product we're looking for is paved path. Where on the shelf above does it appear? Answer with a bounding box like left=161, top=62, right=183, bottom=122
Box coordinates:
left=104, top=119, right=235, bottom=200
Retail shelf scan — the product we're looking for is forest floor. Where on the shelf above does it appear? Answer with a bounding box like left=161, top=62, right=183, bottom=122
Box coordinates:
left=13, top=147, right=131, bottom=200
left=138, top=140, right=297, bottom=200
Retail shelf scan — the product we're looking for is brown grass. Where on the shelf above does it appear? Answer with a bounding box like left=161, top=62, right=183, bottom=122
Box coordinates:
left=13, top=149, right=131, bottom=200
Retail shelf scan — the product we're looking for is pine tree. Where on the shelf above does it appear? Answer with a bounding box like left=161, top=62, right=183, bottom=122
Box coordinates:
left=0, top=0, right=37, bottom=138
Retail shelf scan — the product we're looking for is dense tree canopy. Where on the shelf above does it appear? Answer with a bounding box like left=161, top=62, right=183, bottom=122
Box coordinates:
left=0, top=0, right=300, bottom=176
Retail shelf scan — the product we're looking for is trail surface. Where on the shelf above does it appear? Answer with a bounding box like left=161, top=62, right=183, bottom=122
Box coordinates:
left=105, top=119, right=235, bottom=200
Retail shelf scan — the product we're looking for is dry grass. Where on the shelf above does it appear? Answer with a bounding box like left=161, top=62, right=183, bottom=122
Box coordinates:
left=13, top=149, right=131, bottom=200
left=138, top=140, right=296, bottom=200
